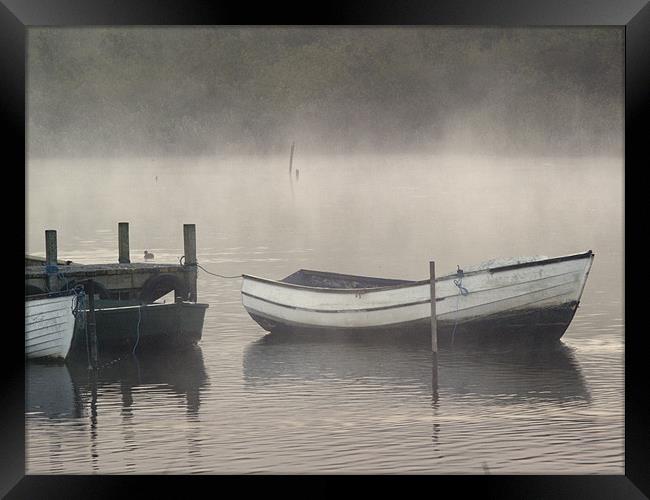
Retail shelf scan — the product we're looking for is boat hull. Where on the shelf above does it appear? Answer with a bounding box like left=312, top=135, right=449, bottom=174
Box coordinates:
left=241, top=251, right=594, bottom=343
left=246, top=301, right=579, bottom=345
left=25, top=293, right=77, bottom=360
left=72, top=301, right=208, bottom=350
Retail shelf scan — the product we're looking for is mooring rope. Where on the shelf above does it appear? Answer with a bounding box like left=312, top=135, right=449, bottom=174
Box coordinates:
left=57, top=271, right=74, bottom=291
left=68, top=286, right=91, bottom=369
left=69, top=285, right=85, bottom=322
left=70, top=284, right=130, bottom=371
left=450, top=266, right=470, bottom=345
left=132, top=304, right=142, bottom=355
left=452, top=266, right=470, bottom=296
left=42, top=265, right=74, bottom=293
left=180, top=255, right=242, bottom=279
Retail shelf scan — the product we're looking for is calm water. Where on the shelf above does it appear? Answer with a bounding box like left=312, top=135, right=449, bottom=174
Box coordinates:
left=25, top=154, right=624, bottom=474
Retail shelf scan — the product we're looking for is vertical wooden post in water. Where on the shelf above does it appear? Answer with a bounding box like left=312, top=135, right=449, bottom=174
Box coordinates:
left=45, top=230, right=59, bottom=292
left=289, top=141, right=295, bottom=175
left=430, top=261, right=438, bottom=389
left=87, top=280, right=99, bottom=370
left=183, top=224, right=198, bottom=302
left=118, top=222, right=130, bottom=264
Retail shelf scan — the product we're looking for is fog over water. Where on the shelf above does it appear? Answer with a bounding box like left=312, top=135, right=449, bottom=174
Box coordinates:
left=26, top=154, right=622, bottom=287
left=25, top=27, right=623, bottom=474
left=28, top=27, right=622, bottom=158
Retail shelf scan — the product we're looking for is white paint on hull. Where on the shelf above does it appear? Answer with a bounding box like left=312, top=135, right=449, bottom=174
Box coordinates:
left=25, top=294, right=77, bottom=360
left=241, top=251, right=594, bottom=332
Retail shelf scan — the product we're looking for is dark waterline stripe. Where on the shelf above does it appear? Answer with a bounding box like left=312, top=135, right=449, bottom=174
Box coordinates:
left=242, top=291, right=433, bottom=313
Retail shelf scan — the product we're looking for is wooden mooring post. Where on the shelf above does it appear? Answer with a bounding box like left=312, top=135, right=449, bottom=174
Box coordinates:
left=183, top=224, right=198, bottom=302
left=430, top=261, right=438, bottom=389
left=289, top=141, right=295, bottom=175
left=118, top=222, right=130, bottom=264
left=45, top=230, right=59, bottom=292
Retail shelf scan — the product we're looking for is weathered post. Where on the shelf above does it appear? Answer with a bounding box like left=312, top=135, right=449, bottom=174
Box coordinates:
left=183, top=224, right=198, bottom=302
left=45, top=230, right=59, bottom=292
left=430, top=261, right=438, bottom=389
left=87, top=280, right=99, bottom=370
left=118, top=222, right=130, bottom=264
left=289, top=141, right=295, bottom=175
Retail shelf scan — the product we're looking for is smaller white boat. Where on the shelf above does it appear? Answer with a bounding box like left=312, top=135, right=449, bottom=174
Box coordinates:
left=25, top=291, right=80, bottom=360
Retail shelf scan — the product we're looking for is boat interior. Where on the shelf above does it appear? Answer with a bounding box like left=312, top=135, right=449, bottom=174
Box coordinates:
left=280, top=269, right=416, bottom=289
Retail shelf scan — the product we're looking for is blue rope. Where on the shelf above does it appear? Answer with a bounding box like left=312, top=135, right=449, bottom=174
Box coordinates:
left=71, top=286, right=87, bottom=329
left=453, top=266, right=469, bottom=296
left=48, top=269, right=77, bottom=293
left=132, top=304, right=142, bottom=354
left=67, top=285, right=91, bottom=369
left=450, top=266, right=470, bottom=345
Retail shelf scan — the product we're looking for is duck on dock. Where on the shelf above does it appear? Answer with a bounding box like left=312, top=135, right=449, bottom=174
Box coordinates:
left=144, top=250, right=155, bottom=260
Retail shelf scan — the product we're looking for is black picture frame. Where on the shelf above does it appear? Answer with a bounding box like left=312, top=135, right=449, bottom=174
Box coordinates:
left=2, top=0, right=647, bottom=497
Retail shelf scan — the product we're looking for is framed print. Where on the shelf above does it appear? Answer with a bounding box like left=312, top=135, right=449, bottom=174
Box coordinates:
left=2, top=0, right=647, bottom=497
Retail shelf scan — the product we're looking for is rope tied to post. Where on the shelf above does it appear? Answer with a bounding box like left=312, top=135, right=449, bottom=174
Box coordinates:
left=71, top=285, right=87, bottom=330
left=450, top=265, right=470, bottom=346
left=179, top=255, right=242, bottom=279
left=453, top=266, right=470, bottom=296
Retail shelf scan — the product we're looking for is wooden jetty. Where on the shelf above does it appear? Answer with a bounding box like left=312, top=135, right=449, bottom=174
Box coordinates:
left=25, top=223, right=198, bottom=303
left=25, top=223, right=207, bottom=357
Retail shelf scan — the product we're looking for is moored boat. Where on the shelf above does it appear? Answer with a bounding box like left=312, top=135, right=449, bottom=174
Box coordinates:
left=241, top=250, right=594, bottom=344
left=71, top=299, right=209, bottom=350
left=25, top=290, right=80, bottom=360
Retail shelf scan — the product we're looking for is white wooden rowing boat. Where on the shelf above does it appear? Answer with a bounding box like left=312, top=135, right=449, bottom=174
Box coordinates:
left=241, top=250, right=594, bottom=343
left=25, top=292, right=78, bottom=360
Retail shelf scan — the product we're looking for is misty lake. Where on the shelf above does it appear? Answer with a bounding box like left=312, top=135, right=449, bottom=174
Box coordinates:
left=25, top=154, right=623, bottom=474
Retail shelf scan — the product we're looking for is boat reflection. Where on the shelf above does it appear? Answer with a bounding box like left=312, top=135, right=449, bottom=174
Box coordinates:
left=71, top=345, right=209, bottom=416
left=243, top=330, right=591, bottom=405
left=27, top=345, right=209, bottom=420
left=26, top=361, right=84, bottom=419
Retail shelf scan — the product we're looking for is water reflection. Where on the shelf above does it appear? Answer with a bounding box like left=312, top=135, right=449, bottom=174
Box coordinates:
left=26, top=361, right=84, bottom=419
left=27, top=345, right=209, bottom=421
left=70, top=345, right=208, bottom=415
left=27, top=346, right=209, bottom=473
left=243, top=331, right=591, bottom=405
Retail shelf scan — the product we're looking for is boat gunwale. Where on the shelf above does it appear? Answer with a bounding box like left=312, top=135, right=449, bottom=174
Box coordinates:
left=83, top=301, right=209, bottom=313
left=241, top=250, right=594, bottom=294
